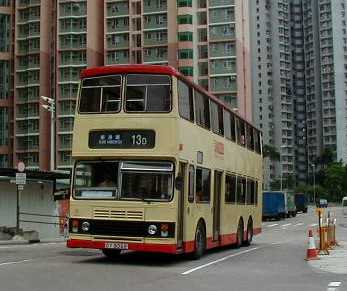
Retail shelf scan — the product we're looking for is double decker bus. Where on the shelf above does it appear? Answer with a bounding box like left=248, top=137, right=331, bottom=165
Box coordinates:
left=67, top=65, right=263, bottom=259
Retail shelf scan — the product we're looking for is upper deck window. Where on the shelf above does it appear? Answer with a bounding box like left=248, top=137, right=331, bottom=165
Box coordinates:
left=79, top=75, right=121, bottom=113
left=125, top=74, right=171, bottom=112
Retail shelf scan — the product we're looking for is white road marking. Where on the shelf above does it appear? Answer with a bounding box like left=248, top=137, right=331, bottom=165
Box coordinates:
left=309, top=223, right=318, bottom=227
left=281, top=223, right=292, bottom=227
left=327, top=281, right=342, bottom=291
left=294, top=223, right=304, bottom=226
left=181, top=247, right=259, bottom=275
left=0, top=259, right=33, bottom=267
left=266, top=224, right=278, bottom=228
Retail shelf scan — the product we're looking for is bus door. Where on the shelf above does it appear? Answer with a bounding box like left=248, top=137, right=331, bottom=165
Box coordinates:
left=213, top=171, right=222, bottom=241
left=177, top=162, right=187, bottom=249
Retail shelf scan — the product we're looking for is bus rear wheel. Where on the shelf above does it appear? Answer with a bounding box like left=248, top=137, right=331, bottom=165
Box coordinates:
left=192, top=223, right=206, bottom=260
left=244, top=220, right=253, bottom=246
left=102, top=249, right=121, bottom=259
left=236, top=220, right=243, bottom=248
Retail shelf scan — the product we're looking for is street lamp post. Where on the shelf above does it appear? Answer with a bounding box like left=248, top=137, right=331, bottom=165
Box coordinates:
left=312, top=163, right=316, bottom=204
left=280, top=145, right=287, bottom=191
left=40, top=96, right=55, bottom=171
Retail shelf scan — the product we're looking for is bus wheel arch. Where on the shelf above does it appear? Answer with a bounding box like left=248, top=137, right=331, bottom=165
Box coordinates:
left=191, top=218, right=206, bottom=259
left=236, top=217, right=244, bottom=248
left=244, top=216, right=253, bottom=246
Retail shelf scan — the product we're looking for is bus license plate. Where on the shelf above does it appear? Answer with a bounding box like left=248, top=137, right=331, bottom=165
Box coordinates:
left=105, top=242, right=128, bottom=250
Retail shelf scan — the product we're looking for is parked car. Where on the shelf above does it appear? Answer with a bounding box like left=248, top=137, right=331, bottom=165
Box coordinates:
left=317, top=199, right=328, bottom=208
left=294, top=193, right=308, bottom=213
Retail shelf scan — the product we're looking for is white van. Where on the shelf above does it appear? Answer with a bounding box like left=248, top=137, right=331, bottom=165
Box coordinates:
left=342, top=197, right=347, bottom=216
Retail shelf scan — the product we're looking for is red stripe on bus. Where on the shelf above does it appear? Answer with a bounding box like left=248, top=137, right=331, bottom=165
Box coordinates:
left=67, top=228, right=261, bottom=255
left=67, top=239, right=178, bottom=254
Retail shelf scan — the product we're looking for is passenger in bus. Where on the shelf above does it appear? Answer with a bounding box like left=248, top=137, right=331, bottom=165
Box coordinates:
left=97, top=175, right=116, bottom=187
left=196, top=190, right=203, bottom=202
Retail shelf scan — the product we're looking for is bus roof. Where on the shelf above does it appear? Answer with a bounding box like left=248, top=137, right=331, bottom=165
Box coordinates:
left=80, top=65, right=259, bottom=130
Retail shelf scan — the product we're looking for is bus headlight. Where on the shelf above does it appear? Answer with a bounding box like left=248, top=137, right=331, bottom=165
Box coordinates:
left=81, top=221, right=90, bottom=232
left=148, top=224, right=157, bottom=235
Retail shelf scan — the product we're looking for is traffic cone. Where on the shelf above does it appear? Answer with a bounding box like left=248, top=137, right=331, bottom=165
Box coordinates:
left=305, top=229, right=319, bottom=260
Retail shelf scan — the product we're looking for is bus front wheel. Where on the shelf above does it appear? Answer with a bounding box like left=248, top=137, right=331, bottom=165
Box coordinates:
left=192, top=223, right=206, bottom=260
left=102, top=249, right=121, bottom=259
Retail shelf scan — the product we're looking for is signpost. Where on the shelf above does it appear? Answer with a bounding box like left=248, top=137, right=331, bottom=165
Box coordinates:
left=16, top=162, right=26, bottom=235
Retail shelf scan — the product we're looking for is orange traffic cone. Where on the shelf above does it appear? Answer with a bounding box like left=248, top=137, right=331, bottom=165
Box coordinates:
left=305, top=229, right=319, bottom=260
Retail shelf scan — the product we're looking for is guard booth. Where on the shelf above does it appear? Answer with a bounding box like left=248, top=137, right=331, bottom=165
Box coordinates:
left=0, top=168, right=70, bottom=241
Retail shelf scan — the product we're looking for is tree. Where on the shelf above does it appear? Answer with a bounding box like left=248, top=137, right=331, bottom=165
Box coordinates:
left=323, top=162, right=346, bottom=202
left=316, top=148, right=335, bottom=168
left=263, top=145, right=280, bottom=161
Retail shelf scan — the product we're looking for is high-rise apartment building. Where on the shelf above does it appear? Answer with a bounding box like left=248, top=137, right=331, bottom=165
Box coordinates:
left=104, top=0, right=252, bottom=119
left=251, top=0, right=347, bottom=188
left=56, top=0, right=103, bottom=170
left=0, top=0, right=13, bottom=168
left=0, top=0, right=252, bottom=171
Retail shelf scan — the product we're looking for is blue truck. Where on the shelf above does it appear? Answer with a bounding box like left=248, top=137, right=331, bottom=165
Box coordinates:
left=294, top=193, right=308, bottom=213
left=262, top=191, right=286, bottom=220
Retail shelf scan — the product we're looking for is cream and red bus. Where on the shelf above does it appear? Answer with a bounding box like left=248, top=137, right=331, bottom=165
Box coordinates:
left=67, top=65, right=263, bottom=259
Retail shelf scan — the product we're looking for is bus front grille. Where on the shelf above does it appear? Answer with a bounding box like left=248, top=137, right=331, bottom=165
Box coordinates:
left=93, top=208, right=144, bottom=220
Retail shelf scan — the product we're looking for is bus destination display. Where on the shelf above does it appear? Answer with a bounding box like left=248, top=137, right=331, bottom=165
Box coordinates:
left=89, top=130, right=155, bottom=149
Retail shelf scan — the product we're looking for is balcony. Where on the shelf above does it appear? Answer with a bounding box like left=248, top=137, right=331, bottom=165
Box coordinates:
left=209, top=7, right=234, bottom=24
left=107, top=34, right=129, bottom=49
left=143, top=0, right=167, bottom=14
left=106, top=1, right=129, bottom=17
left=143, top=48, right=168, bottom=63
left=107, top=17, right=129, bottom=33
left=209, top=42, right=235, bottom=57
left=208, top=0, right=234, bottom=8
left=106, top=50, right=130, bottom=65
left=209, top=24, right=235, bottom=41
left=210, top=76, right=237, bottom=92
left=143, top=14, right=167, bottom=30
left=210, top=59, right=236, bottom=75
left=143, top=31, right=167, bottom=46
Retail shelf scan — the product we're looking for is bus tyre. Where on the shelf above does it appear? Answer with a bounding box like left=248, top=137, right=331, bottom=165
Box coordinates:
left=236, top=220, right=243, bottom=248
left=192, top=223, right=206, bottom=260
left=244, top=220, right=253, bottom=246
left=102, top=249, right=121, bottom=259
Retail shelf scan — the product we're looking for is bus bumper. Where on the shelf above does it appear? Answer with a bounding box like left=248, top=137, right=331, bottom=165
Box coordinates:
left=67, top=238, right=179, bottom=254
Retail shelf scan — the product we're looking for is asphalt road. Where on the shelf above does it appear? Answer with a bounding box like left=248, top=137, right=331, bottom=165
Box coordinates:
left=0, top=206, right=346, bottom=291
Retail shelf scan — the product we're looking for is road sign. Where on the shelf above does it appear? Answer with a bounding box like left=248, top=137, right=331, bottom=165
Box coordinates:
left=16, top=173, right=26, bottom=185
left=17, top=161, right=25, bottom=172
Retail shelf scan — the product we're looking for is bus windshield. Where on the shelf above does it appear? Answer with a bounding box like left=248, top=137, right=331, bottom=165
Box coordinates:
left=79, top=74, right=171, bottom=114
left=73, top=161, right=174, bottom=201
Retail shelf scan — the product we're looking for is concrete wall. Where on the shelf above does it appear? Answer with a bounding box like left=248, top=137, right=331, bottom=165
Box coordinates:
left=0, top=179, right=64, bottom=240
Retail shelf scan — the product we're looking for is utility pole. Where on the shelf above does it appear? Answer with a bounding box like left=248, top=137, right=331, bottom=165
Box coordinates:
left=40, top=96, right=56, bottom=171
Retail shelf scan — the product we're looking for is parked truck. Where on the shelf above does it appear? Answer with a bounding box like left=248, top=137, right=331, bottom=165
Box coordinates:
left=294, top=193, right=308, bottom=213
left=262, top=191, right=286, bottom=220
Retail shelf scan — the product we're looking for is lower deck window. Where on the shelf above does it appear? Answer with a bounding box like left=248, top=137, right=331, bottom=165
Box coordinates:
left=121, top=172, right=173, bottom=200
left=195, top=167, right=211, bottom=202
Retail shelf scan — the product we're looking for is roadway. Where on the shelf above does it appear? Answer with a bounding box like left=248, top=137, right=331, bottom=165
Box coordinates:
left=0, top=206, right=346, bottom=291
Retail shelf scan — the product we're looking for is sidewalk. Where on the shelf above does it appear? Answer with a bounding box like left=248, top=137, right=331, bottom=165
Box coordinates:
left=308, top=220, right=347, bottom=274
left=0, top=238, right=66, bottom=246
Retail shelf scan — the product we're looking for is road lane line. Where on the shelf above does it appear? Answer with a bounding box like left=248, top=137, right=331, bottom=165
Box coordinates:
left=327, top=281, right=342, bottom=291
left=266, top=224, right=278, bottom=228
left=181, top=247, right=259, bottom=275
left=281, top=223, right=292, bottom=227
left=295, top=223, right=304, bottom=226
left=0, top=259, right=33, bottom=267
left=309, top=223, right=318, bottom=227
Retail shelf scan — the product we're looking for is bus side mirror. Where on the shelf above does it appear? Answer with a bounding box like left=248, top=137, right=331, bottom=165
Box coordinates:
left=174, top=176, right=184, bottom=191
